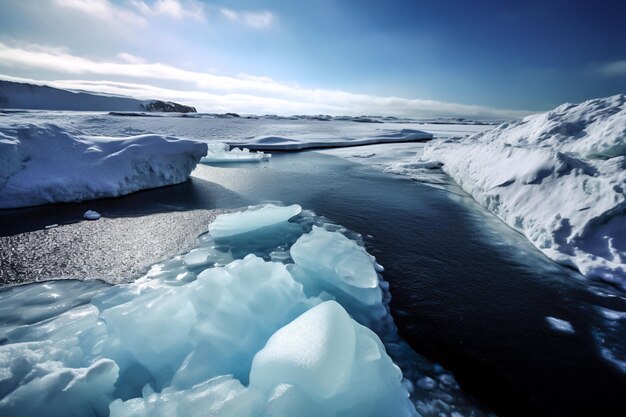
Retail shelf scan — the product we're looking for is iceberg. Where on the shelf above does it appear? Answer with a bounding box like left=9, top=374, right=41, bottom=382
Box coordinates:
left=423, top=94, right=626, bottom=285
left=0, top=122, right=207, bottom=209
left=0, top=205, right=422, bottom=417
left=200, top=142, right=271, bottom=164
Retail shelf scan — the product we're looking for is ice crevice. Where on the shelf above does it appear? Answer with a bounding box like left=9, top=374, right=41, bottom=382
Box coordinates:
left=0, top=203, right=483, bottom=417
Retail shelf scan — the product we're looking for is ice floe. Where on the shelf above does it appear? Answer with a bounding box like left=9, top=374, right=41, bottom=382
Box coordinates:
left=545, top=317, right=575, bottom=334
left=208, top=204, right=302, bottom=238
left=83, top=210, right=101, bottom=220
left=422, top=94, right=626, bottom=285
left=200, top=142, right=271, bottom=164
left=228, top=129, right=432, bottom=151
left=0, top=122, right=207, bottom=208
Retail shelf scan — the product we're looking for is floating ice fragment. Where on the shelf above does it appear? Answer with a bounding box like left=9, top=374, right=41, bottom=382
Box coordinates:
left=250, top=301, right=414, bottom=417
left=291, top=226, right=378, bottom=289
left=83, top=210, right=101, bottom=220
left=200, top=142, right=271, bottom=163
left=209, top=204, right=302, bottom=238
left=289, top=226, right=384, bottom=321
left=545, top=316, right=575, bottom=334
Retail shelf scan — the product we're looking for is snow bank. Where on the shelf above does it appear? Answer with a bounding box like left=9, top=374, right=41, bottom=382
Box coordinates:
left=0, top=122, right=207, bottom=208
left=200, top=142, right=271, bottom=164
left=0, top=205, right=419, bottom=417
left=423, top=94, right=626, bottom=285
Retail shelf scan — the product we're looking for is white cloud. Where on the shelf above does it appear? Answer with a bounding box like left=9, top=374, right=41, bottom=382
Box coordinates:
left=131, top=0, right=205, bottom=22
left=54, top=0, right=205, bottom=25
left=598, top=60, right=626, bottom=77
left=116, top=52, right=147, bottom=64
left=53, top=0, right=148, bottom=26
left=0, top=41, right=531, bottom=119
left=220, top=8, right=275, bottom=29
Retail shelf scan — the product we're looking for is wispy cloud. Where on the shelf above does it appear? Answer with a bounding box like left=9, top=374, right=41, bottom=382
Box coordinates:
left=597, top=60, right=626, bottom=77
left=53, top=0, right=148, bottom=26
left=220, top=8, right=275, bottom=29
left=131, top=0, right=205, bottom=22
left=54, top=0, right=205, bottom=24
left=0, top=41, right=530, bottom=119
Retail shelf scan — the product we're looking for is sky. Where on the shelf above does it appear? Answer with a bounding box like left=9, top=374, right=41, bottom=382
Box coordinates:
left=0, top=0, right=625, bottom=118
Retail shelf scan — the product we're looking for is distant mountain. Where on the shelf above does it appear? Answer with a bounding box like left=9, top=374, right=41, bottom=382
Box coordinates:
left=0, top=80, right=196, bottom=113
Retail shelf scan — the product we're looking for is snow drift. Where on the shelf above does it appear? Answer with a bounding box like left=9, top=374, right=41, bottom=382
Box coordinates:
left=422, top=94, right=626, bottom=285
left=0, top=122, right=207, bottom=208
left=0, top=205, right=418, bottom=417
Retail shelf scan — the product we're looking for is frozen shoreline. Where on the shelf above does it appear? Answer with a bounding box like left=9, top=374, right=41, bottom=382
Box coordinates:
left=422, top=94, right=626, bottom=286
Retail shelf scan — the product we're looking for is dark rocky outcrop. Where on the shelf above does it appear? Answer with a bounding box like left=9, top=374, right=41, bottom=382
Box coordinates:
left=142, top=100, right=196, bottom=113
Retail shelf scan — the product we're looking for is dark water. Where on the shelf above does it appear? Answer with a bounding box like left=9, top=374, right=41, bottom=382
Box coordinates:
left=2, top=151, right=625, bottom=416
left=187, top=153, right=626, bottom=417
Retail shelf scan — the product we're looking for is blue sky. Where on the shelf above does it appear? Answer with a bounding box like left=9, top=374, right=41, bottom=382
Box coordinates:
left=0, top=0, right=624, bottom=118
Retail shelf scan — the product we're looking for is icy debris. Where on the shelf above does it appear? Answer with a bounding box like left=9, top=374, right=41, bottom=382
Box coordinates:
left=0, top=122, right=207, bottom=209
left=545, top=317, right=575, bottom=334
left=83, top=210, right=101, bottom=220
left=208, top=204, right=302, bottom=238
left=200, top=142, right=271, bottom=164
left=0, top=204, right=427, bottom=417
left=423, top=94, right=626, bottom=286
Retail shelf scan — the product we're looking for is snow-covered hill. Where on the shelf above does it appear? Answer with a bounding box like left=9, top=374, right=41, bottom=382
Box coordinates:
left=422, top=94, right=626, bottom=285
left=0, top=80, right=196, bottom=112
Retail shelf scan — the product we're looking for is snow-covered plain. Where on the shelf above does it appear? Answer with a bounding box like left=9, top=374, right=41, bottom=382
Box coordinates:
left=0, top=123, right=207, bottom=209
left=421, top=94, right=626, bottom=286
left=0, top=205, right=476, bottom=417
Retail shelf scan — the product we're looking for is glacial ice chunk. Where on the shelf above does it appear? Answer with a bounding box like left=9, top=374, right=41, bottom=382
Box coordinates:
left=250, top=301, right=414, bottom=417
left=83, top=210, right=101, bottom=220
left=200, top=142, right=271, bottom=164
left=545, top=316, right=575, bottom=334
left=209, top=204, right=302, bottom=238
left=289, top=227, right=383, bottom=318
left=291, top=226, right=378, bottom=289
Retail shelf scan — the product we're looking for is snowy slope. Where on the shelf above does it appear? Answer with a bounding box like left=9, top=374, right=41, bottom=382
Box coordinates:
left=0, top=80, right=196, bottom=112
left=423, top=94, right=626, bottom=285
left=0, top=123, right=207, bottom=208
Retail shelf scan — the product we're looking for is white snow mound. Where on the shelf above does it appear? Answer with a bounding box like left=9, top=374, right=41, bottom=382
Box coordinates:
left=422, top=94, right=626, bottom=285
left=0, top=122, right=207, bottom=208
